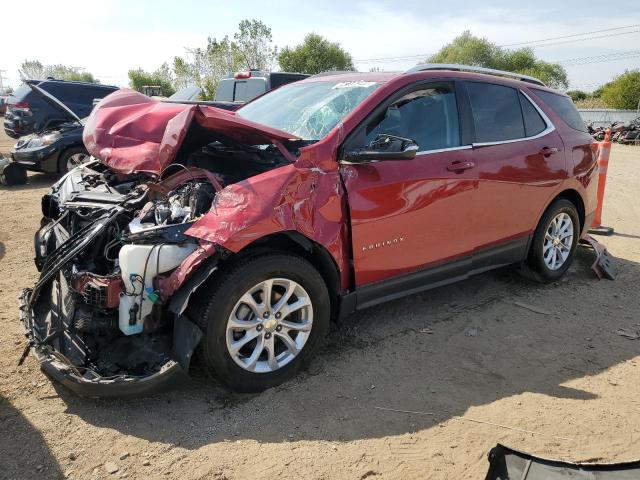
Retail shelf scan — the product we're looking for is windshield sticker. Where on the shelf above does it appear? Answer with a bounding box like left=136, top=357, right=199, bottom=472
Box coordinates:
left=331, top=81, right=378, bottom=89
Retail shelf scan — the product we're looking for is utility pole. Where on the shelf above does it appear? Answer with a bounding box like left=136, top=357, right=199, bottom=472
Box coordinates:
left=0, top=70, right=7, bottom=95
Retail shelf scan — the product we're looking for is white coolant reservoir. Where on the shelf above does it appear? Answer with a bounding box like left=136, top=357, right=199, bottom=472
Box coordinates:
left=118, top=243, right=198, bottom=335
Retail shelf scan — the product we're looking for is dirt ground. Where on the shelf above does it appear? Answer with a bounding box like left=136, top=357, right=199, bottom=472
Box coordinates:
left=1, top=127, right=640, bottom=480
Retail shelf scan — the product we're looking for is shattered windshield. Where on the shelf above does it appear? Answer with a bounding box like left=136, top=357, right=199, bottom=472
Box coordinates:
left=237, top=80, right=382, bottom=140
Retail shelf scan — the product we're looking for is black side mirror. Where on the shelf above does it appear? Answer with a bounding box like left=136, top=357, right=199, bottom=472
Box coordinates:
left=343, top=134, right=418, bottom=163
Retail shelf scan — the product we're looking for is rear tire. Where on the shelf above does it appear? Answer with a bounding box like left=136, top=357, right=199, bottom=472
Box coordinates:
left=523, top=199, right=580, bottom=282
left=194, top=253, right=330, bottom=392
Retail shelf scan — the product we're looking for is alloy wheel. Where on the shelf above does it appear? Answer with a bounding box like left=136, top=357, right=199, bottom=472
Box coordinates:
left=543, top=212, right=573, bottom=270
left=225, top=278, right=313, bottom=373
left=66, top=152, right=89, bottom=171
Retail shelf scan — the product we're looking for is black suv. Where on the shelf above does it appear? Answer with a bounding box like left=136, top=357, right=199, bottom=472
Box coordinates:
left=4, top=79, right=118, bottom=138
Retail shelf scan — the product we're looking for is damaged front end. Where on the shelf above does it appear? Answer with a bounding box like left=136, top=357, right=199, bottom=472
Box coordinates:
left=18, top=163, right=223, bottom=397
left=19, top=88, right=346, bottom=397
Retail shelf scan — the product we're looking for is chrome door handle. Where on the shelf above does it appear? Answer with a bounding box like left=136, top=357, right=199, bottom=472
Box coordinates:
left=447, top=161, right=475, bottom=172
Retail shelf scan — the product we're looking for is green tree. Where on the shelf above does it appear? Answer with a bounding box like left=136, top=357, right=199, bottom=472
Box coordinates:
left=427, top=31, right=568, bottom=89
left=234, top=19, right=277, bottom=70
left=566, top=90, right=588, bottom=102
left=173, top=56, right=197, bottom=91
left=128, top=63, right=176, bottom=97
left=19, top=60, right=45, bottom=80
left=19, top=60, right=99, bottom=83
left=278, top=33, right=354, bottom=74
left=46, top=65, right=99, bottom=83
left=173, top=19, right=277, bottom=99
left=600, top=70, right=640, bottom=109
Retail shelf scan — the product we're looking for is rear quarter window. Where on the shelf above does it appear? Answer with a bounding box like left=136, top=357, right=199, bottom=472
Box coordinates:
left=9, top=84, right=33, bottom=103
left=534, top=90, right=586, bottom=132
left=519, top=92, right=547, bottom=137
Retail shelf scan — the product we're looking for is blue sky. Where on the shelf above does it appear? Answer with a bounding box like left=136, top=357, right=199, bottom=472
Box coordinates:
left=2, top=0, right=639, bottom=91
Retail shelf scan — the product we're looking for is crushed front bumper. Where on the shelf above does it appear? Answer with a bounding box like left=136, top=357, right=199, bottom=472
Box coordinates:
left=19, top=202, right=205, bottom=398
left=19, top=288, right=201, bottom=398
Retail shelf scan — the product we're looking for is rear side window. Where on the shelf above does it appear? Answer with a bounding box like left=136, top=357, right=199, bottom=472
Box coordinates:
left=233, top=78, right=267, bottom=102
left=214, top=79, right=234, bottom=102
left=466, top=82, right=524, bottom=142
left=519, top=92, right=546, bottom=137
left=534, top=90, right=586, bottom=132
left=364, top=85, right=461, bottom=151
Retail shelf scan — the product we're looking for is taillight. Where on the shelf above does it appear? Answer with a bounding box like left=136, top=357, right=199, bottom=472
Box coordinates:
left=9, top=101, right=30, bottom=112
left=234, top=71, right=251, bottom=79
left=8, top=101, right=31, bottom=116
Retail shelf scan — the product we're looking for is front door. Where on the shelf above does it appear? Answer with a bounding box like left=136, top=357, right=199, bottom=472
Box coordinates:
left=340, top=82, right=477, bottom=287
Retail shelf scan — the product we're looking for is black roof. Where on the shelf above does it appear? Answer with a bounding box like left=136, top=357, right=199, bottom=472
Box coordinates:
left=24, top=78, right=118, bottom=89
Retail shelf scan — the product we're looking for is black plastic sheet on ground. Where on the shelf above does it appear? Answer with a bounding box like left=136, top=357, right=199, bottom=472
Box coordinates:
left=486, top=444, right=640, bottom=479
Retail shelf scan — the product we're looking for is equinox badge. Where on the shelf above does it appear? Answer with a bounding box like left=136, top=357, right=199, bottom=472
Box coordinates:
left=362, top=236, right=404, bottom=252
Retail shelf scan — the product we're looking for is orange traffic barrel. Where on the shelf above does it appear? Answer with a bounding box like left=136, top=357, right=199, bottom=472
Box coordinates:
left=588, top=129, right=614, bottom=236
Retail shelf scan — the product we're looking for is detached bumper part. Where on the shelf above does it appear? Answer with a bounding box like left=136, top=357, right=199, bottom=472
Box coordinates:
left=20, top=287, right=202, bottom=398
left=579, top=234, right=617, bottom=280
left=486, top=443, right=640, bottom=479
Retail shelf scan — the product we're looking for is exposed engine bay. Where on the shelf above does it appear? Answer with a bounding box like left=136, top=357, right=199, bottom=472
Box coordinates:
left=19, top=136, right=293, bottom=397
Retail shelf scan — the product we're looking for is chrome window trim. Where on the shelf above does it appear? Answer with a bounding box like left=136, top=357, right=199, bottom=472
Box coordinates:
left=416, top=144, right=472, bottom=155
left=340, top=144, right=473, bottom=163
left=340, top=86, right=558, bottom=162
left=471, top=89, right=556, bottom=148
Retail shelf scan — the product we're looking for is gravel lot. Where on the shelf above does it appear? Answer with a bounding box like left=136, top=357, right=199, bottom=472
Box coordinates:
left=1, top=127, right=640, bottom=480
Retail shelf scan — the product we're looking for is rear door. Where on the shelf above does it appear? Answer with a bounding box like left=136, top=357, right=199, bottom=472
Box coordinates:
left=464, top=81, right=565, bottom=264
left=340, top=81, right=478, bottom=287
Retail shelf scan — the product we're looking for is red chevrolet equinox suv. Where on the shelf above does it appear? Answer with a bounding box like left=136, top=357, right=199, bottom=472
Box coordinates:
left=21, top=64, right=596, bottom=397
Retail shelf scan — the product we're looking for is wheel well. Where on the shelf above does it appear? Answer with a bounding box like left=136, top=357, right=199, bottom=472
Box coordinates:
left=219, top=232, right=342, bottom=320
left=554, top=189, right=585, bottom=230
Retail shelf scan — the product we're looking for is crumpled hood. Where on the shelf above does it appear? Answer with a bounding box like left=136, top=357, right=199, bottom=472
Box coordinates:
left=83, top=89, right=299, bottom=174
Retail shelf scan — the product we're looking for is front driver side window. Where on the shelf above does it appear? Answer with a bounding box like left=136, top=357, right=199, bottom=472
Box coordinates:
left=365, top=85, right=461, bottom=151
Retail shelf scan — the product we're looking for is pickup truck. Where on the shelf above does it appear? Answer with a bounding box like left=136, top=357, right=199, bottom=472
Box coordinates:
left=166, top=70, right=309, bottom=111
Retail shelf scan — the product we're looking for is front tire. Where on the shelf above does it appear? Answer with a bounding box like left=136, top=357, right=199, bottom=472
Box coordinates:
left=525, top=199, right=580, bottom=282
left=58, top=147, right=89, bottom=173
left=195, top=253, right=330, bottom=392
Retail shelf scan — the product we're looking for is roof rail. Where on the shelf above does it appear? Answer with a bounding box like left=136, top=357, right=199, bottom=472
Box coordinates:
left=406, top=63, right=546, bottom=86
left=309, top=70, right=365, bottom=78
